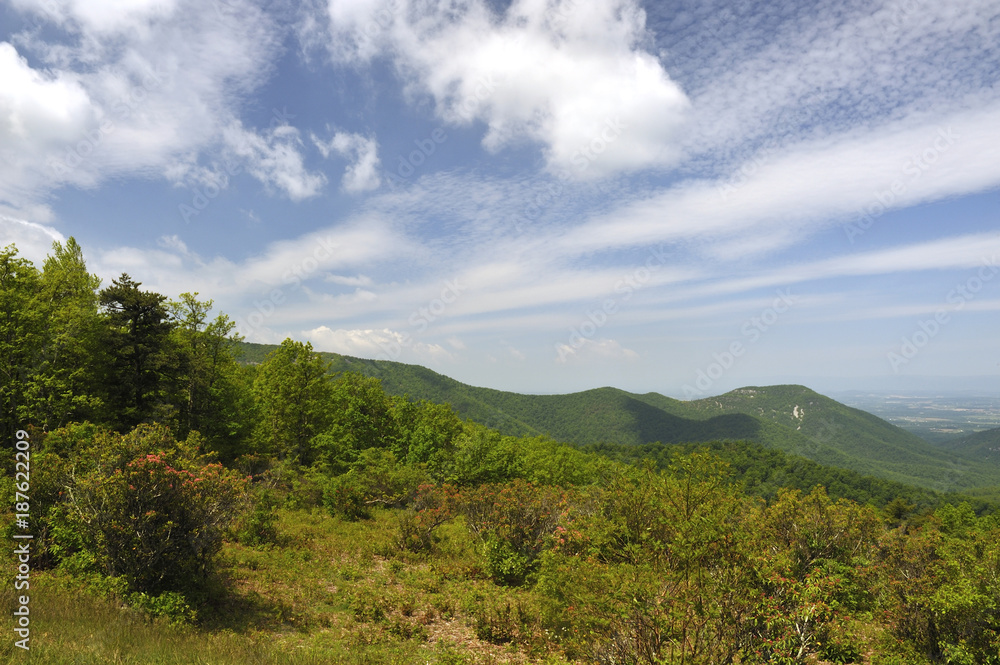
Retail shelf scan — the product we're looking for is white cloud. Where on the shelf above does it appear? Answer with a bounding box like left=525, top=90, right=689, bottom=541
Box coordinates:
left=156, top=234, right=188, bottom=253
left=1, top=0, right=309, bottom=218
left=223, top=121, right=326, bottom=201
left=10, top=0, right=180, bottom=34
left=0, top=42, right=98, bottom=197
left=304, top=326, right=453, bottom=363
left=556, top=102, right=1000, bottom=259
left=323, top=0, right=690, bottom=179
left=0, top=215, right=65, bottom=265
left=325, top=273, right=374, bottom=287
left=689, top=0, right=1000, bottom=158
left=555, top=337, right=639, bottom=364
left=314, top=130, right=381, bottom=192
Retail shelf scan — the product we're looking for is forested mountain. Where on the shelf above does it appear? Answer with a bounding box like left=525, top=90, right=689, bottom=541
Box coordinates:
left=949, top=426, right=1000, bottom=462
left=239, top=342, right=1000, bottom=492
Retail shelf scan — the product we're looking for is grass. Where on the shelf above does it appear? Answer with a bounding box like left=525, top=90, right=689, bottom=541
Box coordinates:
left=1, top=506, right=575, bottom=664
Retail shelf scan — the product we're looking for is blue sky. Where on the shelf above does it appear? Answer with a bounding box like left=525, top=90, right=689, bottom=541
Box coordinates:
left=2, top=0, right=999, bottom=397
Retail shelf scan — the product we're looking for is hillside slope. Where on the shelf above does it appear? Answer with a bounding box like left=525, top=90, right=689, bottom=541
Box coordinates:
left=949, top=426, right=1000, bottom=463
left=683, top=385, right=999, bottom=491
left=235, top=342, right=1000, bottom=491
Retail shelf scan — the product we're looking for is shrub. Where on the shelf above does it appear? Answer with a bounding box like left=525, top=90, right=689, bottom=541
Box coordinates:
left=323, top=449, right=428, bottom=520
left=126, top=590, right=197, bottom=623
left=460, top=479, right=570, bottom=586
left=54, top=424, right=249, bottom=598
left=230, top=490, right=280, bottom=547
left=396, top=483, right=461, bottom=552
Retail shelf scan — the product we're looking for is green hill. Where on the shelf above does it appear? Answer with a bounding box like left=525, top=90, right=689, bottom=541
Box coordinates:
left=235, top=342, right=1000, bottom=492
left=682, top=385, right=1000, bottom=491
left=949, top=426, right=1000, bottom=463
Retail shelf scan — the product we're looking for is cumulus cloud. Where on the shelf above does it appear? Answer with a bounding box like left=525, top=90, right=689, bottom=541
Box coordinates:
left=322, top=0, right=690, bottom=179
left=313, top=130, right=381, bottom=192
left=0, top=42, right=98, bottom=197
left=223, top=121, right=326, bottom=201
left=1, top=0, right=320, bottom=218
left=304, top=326, right=453, bottom=363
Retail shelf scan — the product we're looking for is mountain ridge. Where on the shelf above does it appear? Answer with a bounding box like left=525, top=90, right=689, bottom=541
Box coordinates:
left=236, top=341, right=1000, bottom=491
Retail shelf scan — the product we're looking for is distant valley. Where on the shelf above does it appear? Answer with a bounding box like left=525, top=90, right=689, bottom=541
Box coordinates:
left=832, top=391, right=1000, bottom=443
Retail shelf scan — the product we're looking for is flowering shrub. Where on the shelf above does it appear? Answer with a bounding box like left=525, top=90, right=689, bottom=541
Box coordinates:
left=460, top=479, right=572, bottom=586
left=57, top=429, right=248, bottom=598
left=396, top=483, right=461, bottom=552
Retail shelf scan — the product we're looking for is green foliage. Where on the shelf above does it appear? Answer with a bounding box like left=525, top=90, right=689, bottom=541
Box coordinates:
left=241, top=341, right=1000, bottom=493
left=0, top=244, right=44, bottom=443
left=3, top=242, right=1000, bottom=664
left=395, top=483, right=460, bottom=552
left=521, top=434, right=610, bottom=487
left=395, top=398, right=464, bottom=475
left=23, top=238, right=104, bottom=430
left=53, top=424, right=249, bottom=598
left=230, top=488, right=281, bottom=547
left=168, top=292, right=252, bottom=459
left=324, top=449, right=428, bottom=520
left=326, top=372, right=402, bottom=452
left=876, top=503, right=1000, bottom=663
left=449, top=422, right=524, bottom=486
left=126, top=590, right=198, bottom=623
left=252, top=339, right=333, bottom=463
left=460, top=479, right=570, bottom=586
left=97, top=273, right=179, bottom=431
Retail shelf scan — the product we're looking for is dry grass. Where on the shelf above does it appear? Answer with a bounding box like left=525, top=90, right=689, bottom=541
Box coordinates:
left=0, top=506, right=574, bottom=664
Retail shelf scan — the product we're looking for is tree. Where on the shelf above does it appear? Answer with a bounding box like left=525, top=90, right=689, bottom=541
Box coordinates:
left=252, top=339, right=332, bottom=463
left=167, top=293, right=251, bottom=457
left=0, top=244, right=43, bottom=442
left=312, top=372, right=403, bottom=473
left=394, top=398, right=464, bottom=477
left=55, top=423, right=248, bottom=599
left=97, top=274, right=177, bottom=431
left=23, top=238, right=104, bottom=430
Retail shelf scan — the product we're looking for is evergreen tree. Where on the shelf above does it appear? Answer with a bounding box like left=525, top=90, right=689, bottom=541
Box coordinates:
left=98, top=274, right=177, bottom=431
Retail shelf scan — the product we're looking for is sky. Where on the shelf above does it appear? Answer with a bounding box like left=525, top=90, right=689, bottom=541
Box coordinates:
left=1, top=0, right=999, bottom=398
